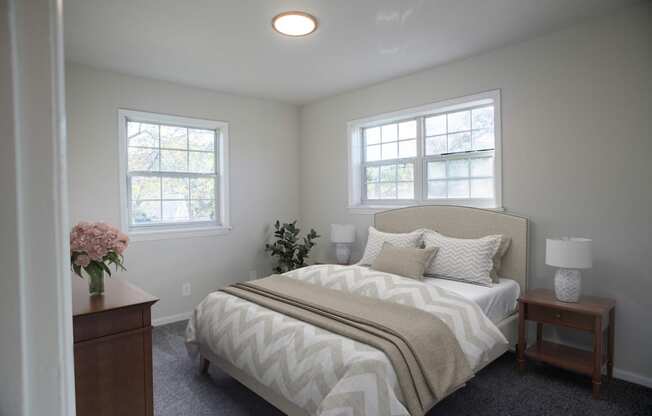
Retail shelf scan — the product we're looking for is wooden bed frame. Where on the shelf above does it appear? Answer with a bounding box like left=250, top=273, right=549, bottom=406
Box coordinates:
left=199, top=205, right=529, bottom=415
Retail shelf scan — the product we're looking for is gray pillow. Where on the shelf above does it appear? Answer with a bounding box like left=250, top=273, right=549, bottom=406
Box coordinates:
left=490, top=235, right=512, bottom=283
left=370, top=242, right=438, bottom=280
left=358, top=227, right=423, bottom=266
left=422, top=230, right=502, bottom=287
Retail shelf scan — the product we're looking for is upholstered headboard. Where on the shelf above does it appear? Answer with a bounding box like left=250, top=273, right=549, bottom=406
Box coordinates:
left=374, top=205, right=529, bottom=291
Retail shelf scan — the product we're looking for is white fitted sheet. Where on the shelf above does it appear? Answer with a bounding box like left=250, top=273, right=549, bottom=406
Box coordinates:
left=423, top=277, right=520, bottom=324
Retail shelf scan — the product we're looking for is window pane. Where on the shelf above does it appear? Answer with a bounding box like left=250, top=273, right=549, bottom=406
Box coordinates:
left=470, top=157, right=493, bottom=177
left=398, top=120, right=416, bottom=140
left=130, top=176, right=160, bottom=200
left=379, top=182, right=397, bottom=199
left=425, top=115, right=446, bottom=136
left=365, top=127, right=380, bottom=145
left=447, top=111, right=471, bottom=133
left=397, top=163, right=414, bottom=181
left=472, top=129, right=494, bottom=150
left=160, top=149, right=188, bottom=172
left=190, top=199, right=215, bottom=221
left=132, top=201, right=161, bottom=224
left=397, top=182, right=414, bottom=199
left=447, top=132, right=471, bottom=153
left=365, top=166, right=379, bottom=183
left=162, top=200, right=190, bottom=222
left=162, top=177, right=189, bottom=199
left=447, top=159, right=469, bottom=178
left=381, top=124, right=397, bottom=142
left=428, top=161, right=446, bottom=179
left=380, top=165, right=396, bottom=182
left=398, top=139, right=416, bottom=158
left=471, top=178, right=494, bottom=198
left=189, top=129, right=215, bottom=151
left=190, top=177, right=215, bottom=199
left=128, top=147, right=160, bottom=171
left=381, top=142, right=397, bottom=160
left=425, top=135, right=447, bottom=155
left=366, top=144, right=380, bottom=162
left=366, top=183, right=379, bottom=199
left=127, top=122, right=159, bottom=148
left=189, top=151, right=215, bottom=174
left=160, top=126, right=187, bottom=149
left=428, top=181, right=447, bottom=199
left=472, top=106, right=494, bottom=130
left=447, top=179, right=470, bottom=198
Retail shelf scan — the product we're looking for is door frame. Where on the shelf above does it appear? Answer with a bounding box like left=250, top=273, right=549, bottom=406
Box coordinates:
left=4, top=0, right=75, bottom=414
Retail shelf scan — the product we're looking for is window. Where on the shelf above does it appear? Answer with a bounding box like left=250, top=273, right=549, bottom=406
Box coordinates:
left=118, top=110, right=230, bottom=239
left=348, top=90, right=501, bottom=212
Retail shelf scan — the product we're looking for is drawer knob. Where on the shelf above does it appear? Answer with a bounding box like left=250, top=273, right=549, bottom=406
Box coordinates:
left=555, top=313, right=561, bottom=319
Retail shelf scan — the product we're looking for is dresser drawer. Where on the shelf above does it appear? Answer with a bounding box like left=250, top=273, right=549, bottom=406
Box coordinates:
left=74, top=305, right=145, bottom=342
left=74, top=329, right=149, bottom=416
left=526, top=304, right=594, bottom=331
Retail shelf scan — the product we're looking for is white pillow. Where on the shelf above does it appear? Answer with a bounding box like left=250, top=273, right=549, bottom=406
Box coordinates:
left=358, top=227, right=422, bottom=266
left=423, top=230, right=502, bottom=286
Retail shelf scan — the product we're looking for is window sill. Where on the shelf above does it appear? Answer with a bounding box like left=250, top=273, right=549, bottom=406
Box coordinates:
left=128, top=225, right=232, bottom=242
left=348, top=205, right=409, bottom=215
left=348, top=202, right=504, bottom=215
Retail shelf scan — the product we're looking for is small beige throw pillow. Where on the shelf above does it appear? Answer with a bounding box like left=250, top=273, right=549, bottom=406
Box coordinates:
left=371, top=243, right=438, bottom=280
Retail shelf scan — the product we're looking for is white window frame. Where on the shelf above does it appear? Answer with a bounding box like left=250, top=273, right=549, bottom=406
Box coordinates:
left=347, top=90, right=502, bottom=214
left=118, top=109, right=230, bottom=241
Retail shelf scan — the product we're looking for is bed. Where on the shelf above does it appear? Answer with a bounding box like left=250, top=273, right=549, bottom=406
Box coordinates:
left=186, top=205, right=528, bottom=416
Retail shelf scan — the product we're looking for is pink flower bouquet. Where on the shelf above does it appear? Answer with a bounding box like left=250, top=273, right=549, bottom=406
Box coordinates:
left=70, top=221, right=128, bottom=294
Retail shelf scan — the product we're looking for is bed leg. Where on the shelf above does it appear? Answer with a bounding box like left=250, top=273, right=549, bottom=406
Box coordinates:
left=199, top=356, right=210, bottom=375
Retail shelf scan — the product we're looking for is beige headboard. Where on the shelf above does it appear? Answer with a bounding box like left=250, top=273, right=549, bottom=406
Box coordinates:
left=374, top=205, right=529, bottom=291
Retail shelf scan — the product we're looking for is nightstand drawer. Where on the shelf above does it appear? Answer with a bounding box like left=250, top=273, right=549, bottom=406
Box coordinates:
left=527, top=304, right=594, bottom=331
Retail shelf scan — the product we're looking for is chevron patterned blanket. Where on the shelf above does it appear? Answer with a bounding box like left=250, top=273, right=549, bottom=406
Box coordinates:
left=186, top=265, right=508, bottom=416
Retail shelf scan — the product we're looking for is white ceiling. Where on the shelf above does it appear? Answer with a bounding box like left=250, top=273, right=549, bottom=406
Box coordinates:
left=64, top=0, right=636, bottom=104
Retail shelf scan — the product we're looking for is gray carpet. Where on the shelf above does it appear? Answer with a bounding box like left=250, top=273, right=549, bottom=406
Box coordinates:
left=154, top=321, right=651, bottom=416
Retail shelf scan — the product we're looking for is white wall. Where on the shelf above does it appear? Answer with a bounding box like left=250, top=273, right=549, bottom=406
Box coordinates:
left=66, top=63, right=300, bottom=322
left=299, top=3, right=652, bottom=384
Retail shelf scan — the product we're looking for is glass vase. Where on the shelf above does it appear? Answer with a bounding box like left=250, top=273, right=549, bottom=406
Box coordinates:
left=87, top=267, right=105, bottom=295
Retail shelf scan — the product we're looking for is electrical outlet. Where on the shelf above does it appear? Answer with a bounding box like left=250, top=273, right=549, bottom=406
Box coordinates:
left=249, top=270, right=257, bottom=281
left=182, top=282, right=191, bottom=296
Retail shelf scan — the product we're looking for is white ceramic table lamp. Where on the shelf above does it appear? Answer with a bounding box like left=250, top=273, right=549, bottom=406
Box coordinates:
left=546, top=238, right=592, bottom=302
left=331, top=224, right=356, bottom=265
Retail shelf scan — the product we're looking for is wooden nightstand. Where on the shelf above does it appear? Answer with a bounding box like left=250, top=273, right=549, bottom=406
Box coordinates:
left=517, top=288, right=615, bottom=399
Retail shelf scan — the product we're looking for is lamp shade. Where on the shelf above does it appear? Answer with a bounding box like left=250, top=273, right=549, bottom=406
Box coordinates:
left=330, top=224, right=356, bottom=244
left=546, top=238, right=592, bottom=269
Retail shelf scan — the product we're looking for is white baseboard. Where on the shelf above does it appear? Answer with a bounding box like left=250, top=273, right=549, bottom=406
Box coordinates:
left=527, top=333, right=652, bottom=388
left=613, top=368, right=652, bottom=389
left=152, top=311, right=191, bottom=327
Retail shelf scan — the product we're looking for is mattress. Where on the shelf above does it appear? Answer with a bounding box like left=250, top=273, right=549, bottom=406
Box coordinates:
left=423, top=277, right=520, bottom=324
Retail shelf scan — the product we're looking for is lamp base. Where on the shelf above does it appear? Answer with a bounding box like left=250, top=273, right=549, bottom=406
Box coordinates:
left=554, top=268, right=582, bottom=302
left=334, top=243, right=351, bottom=265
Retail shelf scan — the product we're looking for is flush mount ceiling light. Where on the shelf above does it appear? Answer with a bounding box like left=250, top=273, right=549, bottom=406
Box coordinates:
left=272, top=11, right=318, bottom=37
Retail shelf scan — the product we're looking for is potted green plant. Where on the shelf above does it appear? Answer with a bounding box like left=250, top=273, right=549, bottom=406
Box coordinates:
left=265, top=220, right=319, bottom=273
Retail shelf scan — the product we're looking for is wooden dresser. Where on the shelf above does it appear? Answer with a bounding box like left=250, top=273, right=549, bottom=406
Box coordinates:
left=72, top=277, right=158, bottom=416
